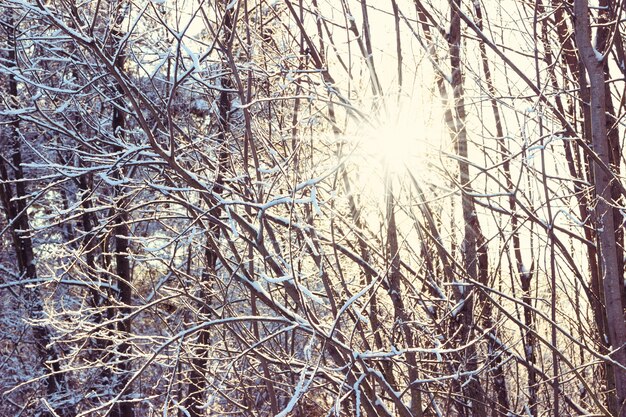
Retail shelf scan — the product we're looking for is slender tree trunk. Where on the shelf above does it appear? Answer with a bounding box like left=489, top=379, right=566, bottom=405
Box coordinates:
left=109, top=2, right=134, bottom=415
left=185, top=7, right=233, bottom=416
left=472, top=3, right=511, bottom=414
left=575, top=1, right=626, bottom=414
left=595, top=1, right=624, bottom=303
left=0, top=10, right=75, bottom=417
left=448, top=2, right=487, bottom=415
left=549, top=4, right=616, bottom=411
left=385, top=179, right=423, bottom=417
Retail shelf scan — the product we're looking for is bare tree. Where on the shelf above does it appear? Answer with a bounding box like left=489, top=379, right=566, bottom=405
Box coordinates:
left=4, top=0, right=626, bottom=416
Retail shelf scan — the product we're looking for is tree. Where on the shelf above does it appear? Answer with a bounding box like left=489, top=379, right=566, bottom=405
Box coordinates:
left=3, top=0, right=626, bottom=416
left=575, top=0, right=626, bottom=413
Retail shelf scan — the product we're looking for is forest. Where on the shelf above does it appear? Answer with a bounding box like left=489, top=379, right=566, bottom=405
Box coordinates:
left=2, top=0, right=626, bottom=416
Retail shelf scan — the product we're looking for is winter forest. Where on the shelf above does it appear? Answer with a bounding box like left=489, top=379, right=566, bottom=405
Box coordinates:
left=3, top=0, right=626, bottom=416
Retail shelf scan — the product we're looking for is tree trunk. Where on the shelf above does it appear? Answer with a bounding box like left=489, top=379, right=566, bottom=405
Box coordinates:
left=185, top=7, right=233, bottom=416
left=385, top=180, right=423, bottom=417
left=0, top=10, right=75, bottom=417
left=574, top=1, right=626, bottom=414
left=473, top=3, right=512, bottom=414
left=448, top=2, right=487, bottom=415
left=109, top=2, right=134, bottom=415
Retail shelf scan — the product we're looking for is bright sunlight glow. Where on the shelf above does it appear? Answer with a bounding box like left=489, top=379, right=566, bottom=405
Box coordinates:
left=360, top=121, right=421, bottom=174
left=350, top=105, right=445, bottom=187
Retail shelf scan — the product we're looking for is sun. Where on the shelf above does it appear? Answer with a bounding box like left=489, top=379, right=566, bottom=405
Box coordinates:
left=350, top=110, right=442, bottom=183
left=361, top=122, right=421, bottom=173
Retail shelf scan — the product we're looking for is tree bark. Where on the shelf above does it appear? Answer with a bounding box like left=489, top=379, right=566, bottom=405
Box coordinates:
left=447, top=2, right=487, bottom=415
left=574, top=1, right=626, bottom=414
left=385, top=180, right=423, bottom=417
left=185, top=6, right=233, bottom=416
left=109, top=2, right=134, bottom=415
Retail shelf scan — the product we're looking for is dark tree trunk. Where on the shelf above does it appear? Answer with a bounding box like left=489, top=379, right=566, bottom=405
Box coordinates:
left=448, top=2, right=487, bottom=415
left=0, top=10, right=75, bottom=417
left=185, top=6, right=233, bottom=416
left=385, top=181, right=423, bottom=417
left=109, top=3, right=134, bottom=415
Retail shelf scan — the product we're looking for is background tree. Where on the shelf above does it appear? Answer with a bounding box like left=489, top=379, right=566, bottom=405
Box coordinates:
left=2, top=0, right=626, bottom=416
